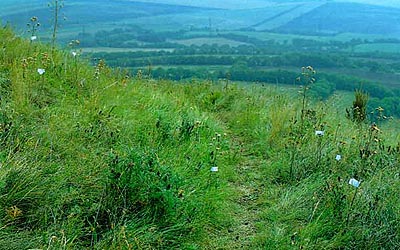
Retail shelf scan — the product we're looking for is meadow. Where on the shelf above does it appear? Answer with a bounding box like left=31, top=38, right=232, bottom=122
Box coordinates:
left=1, top=23, right=400, bottom=249
left=7, top=0, right=393, bottom=117
left=0, top=1, right=400, bottom=248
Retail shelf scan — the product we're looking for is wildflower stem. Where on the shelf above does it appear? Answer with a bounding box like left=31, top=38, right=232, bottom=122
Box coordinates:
left=346, top=187, right=358, bottom=226
left=51, top=0, right=59, bottom=52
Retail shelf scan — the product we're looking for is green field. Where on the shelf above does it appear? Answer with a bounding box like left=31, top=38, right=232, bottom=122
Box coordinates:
left=354, top=43, right=400, bottom=53
left=81, top=47, right=175, bottom=53
left=170, top=37, right=249, bottom=46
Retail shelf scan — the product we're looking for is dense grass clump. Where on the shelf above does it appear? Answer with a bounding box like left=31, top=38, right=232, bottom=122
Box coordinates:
left=0, top=26, right=235, bottom=249
left=0, top=26, right=399, bottom=249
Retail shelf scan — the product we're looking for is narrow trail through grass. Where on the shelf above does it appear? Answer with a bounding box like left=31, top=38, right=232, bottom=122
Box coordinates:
left=229, top=155, right=265, bottom=248
left=211, top=123, right=271, bottom=249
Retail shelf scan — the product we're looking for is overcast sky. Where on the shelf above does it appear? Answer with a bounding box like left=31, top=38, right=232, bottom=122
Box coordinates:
left=128, top=0, right=400, bottom=9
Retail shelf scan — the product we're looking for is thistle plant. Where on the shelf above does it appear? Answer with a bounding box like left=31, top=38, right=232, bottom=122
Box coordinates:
left=27, top=16, right=40, bottom=43
left=68, top=39, right=80, bottom=84
left=297, top=66, right=316, bottom=126
left=224, top=72, right=231, bottom=90
left=208, top=132, right=224, bottom=188
left=283, top=66, right=318, bottom=182
left=371, top=106, right=390, bottom=125
left=49, top=0, right=64, bottom=54
left=94, top=59, right=106, bottom=80
left=68, top=39, right=80, bottom=55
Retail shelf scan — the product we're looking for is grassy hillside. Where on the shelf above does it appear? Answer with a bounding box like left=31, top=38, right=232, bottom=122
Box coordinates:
left=4, top=0, right=399, bottom=107
left=0, top=26, right=400, bottom=249
left=0, top=26, right=236, bottom=249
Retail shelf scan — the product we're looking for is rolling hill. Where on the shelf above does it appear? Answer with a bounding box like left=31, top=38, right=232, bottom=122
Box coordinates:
left=275, top=2, right=400, bottom=35
left=0, top=0, right=211, bottom=34
left=1, top=0, right=400, bottom=40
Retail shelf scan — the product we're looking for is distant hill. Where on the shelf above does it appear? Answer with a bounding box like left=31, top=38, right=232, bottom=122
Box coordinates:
left=0, top=0, right=210, bottom=31
left=1, top=0, right=400, bottom=39
left=116, top=0, right=276, bottom=9
left=274, top=2, right=400, bottom=35
left=336, top=0, right=400, bottom=8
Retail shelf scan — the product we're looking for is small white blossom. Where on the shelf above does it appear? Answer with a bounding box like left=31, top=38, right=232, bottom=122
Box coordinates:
left=210, top=166, right=218, bottom=172
left=315, top=130, right=324, bottom=136
left=37, top=68, right=45, bottom=75
left=30, top=36, right=37, bottom=41
left=335, top=154, right=342, bottom=161
left=72, top=51, right=77, bottom=57
left=349, top=178, right=360, bottom=188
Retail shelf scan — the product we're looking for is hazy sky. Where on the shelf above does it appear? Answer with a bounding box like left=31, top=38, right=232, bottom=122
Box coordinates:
left=335, top=0, right=400, bottom=7
left=128, top=0, right=400, bottom=9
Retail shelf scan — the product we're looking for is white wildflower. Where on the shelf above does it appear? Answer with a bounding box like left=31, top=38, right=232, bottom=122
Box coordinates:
left=315, top=130, right=324, bottom=136
left=349, top=178, right=360, bottom=188
left=335, top=154, right=342, bottom=161
left=210, top=166, right=218, bottom=172
left=37, top=68, right=45, bottom=75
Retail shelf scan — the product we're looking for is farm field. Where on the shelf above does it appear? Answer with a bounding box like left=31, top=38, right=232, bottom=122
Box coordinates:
left=353, top=43, right=400, bottom=53
left=81, top=47, right=175, bottom=53
left=169, top=37, right=250, bottom=46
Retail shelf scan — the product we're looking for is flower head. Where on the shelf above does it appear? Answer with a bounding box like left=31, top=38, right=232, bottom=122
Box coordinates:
left=30, top=36, right=37, bottom=41
left=315, top=130, right=324, bottom=136
left=210, top=166, right=218, bottom=172
left=335, top=154, right=342, bottom=161
left=37, top=68, right=45, bottom=75
left=349, top=178, right=360, bottom=188
left=370, top=123, right=381, bottom=132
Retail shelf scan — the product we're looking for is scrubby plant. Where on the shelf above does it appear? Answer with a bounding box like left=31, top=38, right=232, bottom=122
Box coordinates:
left=346, top=88, right=369, bottom=124
left=26, top=16, right=40, bottom=43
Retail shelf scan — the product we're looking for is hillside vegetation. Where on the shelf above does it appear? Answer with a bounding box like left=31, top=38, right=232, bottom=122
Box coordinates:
left=2, top=1, right=400, bottom=119
left=0, top=26, right=400, bottom=249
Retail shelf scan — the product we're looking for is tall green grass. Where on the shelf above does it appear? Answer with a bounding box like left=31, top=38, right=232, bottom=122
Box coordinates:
left=0, top=26, right=236, bottom=249
left=0, top=26, right=399, bottom=249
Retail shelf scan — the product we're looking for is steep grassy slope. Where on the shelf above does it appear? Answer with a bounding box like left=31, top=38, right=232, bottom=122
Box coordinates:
left=0, top=26, right=236, bottom=249
left=0, top=26, right=399, bottom=249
